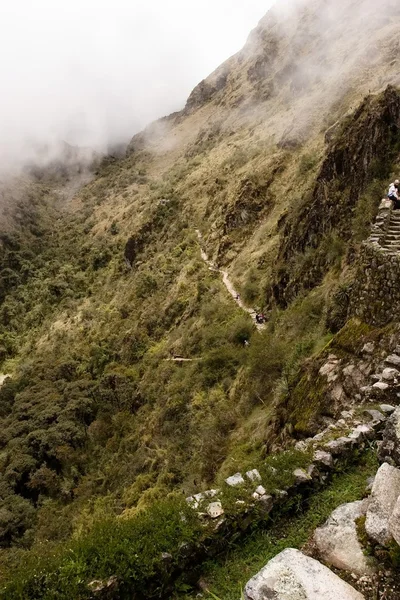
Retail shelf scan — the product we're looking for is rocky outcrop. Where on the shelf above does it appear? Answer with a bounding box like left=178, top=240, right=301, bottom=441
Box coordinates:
left=244, top=548, right=364, bottom=600
left=271, top=86, right=400, bottom=308
left=378, top=406, right=400, bottom=466
left=313, top=500, right=373, bottom=576
left=184, top=71, right=228, bottom=114
left=365, top=462, right=400, bottom=545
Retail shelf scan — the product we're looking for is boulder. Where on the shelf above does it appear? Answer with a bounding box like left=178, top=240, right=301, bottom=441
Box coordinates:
left=389, top=496, right=400, bottom=546
left=258, top=494, right=274, bottom=513
left=364, top=409, right=385, bottom=423
left=314, top=500, right=373, bottom=575
left=379, top=404, right=396, bottom=415
left=225, top=473, right=245, bottom=487
left=348, top=424, right=375, bottom=441
left=313, top=450, right=333, bottom=468
left=378, top=406, right=400, bottom=466
left=362, top=342, right=375, bottom=354
left=207, top=502, right=224, bottom=519
left=244, top=548, right=365, bottom=600
left=246, top=469, right=262, bottom=482
left=385, top=354, right=400, bottom=368
left=295, top=440, right=309, bottom=452
left=381, top=368, right=399, bottom=381
left=372, top=381, right=389, bottom=391
left=324, top=437, right=354, bottom=455
left=365, top=462, right=400, bottom=545
left=293, top=468, right=312, bottom=484
left=253, top=485, right=266, bottom=497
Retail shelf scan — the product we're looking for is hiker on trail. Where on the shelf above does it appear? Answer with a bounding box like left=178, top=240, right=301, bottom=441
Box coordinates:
left=235, top=293, right=240, bottom=301
left=388, top=180, right=400, bottom=208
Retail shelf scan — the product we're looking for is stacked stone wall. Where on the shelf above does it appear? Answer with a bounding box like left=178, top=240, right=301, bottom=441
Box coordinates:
left=350, top=199, right=400, bottom=326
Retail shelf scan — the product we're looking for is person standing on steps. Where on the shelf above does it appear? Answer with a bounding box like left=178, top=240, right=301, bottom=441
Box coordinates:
left=388, top=180, right=400, bottom=209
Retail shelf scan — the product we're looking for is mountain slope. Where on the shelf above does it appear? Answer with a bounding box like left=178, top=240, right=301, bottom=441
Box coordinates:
left=1, top=0, right=400, bottom=593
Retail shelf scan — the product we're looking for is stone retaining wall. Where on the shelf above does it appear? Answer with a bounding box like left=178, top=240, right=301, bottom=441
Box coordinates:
left=350, top=199, right=400, bottom=326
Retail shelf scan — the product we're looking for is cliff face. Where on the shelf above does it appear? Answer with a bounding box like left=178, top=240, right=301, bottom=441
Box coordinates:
left=271, top=86, right=400, bottom=307
left=1, top=0, right=400, bottom=580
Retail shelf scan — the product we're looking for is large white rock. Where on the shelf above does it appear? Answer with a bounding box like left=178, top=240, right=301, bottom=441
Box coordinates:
left=225, top=473, right=245, bottom=487
left=389, top=496, right=400, bottom=546
left=314, top=500, right=373, bottom=576
left=244, top=548, right=365, bottom=600
left=207, top=501, right=224, bottom=519
left=365, top=462, right=400, bottom=545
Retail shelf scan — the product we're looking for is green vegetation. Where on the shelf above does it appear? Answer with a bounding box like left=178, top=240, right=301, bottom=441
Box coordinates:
left=0, top=84, right=399, bottom=590
left=179, top=452, right=378, bottom=600
left=1, top=450, right=377, bottom=599
left=1, top=497, right=203, bottom=599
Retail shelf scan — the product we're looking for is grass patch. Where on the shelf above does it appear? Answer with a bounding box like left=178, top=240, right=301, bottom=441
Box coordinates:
left=177, top=451, right=378, bottom=600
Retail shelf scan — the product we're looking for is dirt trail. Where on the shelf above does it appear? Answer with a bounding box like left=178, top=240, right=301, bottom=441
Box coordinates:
left=196, top=230, right=265, bottom=331
left=0, top=374, right=10, bottom=386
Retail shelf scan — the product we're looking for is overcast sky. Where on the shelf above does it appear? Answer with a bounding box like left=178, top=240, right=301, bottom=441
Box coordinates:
left=0, top=1, right=275, bottom=163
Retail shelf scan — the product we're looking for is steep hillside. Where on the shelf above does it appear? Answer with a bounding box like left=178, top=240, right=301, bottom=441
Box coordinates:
left=1, top=0, right=400, bottom=596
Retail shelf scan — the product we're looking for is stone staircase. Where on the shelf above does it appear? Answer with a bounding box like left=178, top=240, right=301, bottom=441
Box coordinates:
left=380, top=210, right=400, bottom=254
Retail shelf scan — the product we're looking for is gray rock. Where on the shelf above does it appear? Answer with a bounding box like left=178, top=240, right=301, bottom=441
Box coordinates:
left=187, top=488, right=218, bottom=509
left=307, top=464, right=319, bottom=479
left=378, top=406, right=400, bottom=466
left=382, top=368, right=400, bottom=381
left=314, top=500, right=373, bottom=576
left=324, top=437, right=354, bottom=455
left=293, top=468, right=312, bottom=484
left=312, top=431, right=327, bottom=442
left=341, top=410, right=354, bottom=420
left=360, top=386, right=372, bottom=394
left=246, top=469, right=261, bottom=482
left=386, top=354, right=400, bottom=368
left=372, top=381, right=389, bottom=391
left=389, top=496, right=400, bottom=546
left=379, top=404, right=396, bottom=414
left=207, top=502, right=224, bottom=519
left=244, top=548, right=365, bottom=600
left=362, top=342, right=375, bottom=354
left=313, top=450, right=333, bottom=468
left=258, top=494, right=274, bottom=512
left=295, top=440, right=309, bottom=452
left=365, top=462, right=400, bottom=546
left=364, top=409, right=386, bottom=423
left=349, top=424, right=375, bottom=441
left=225, top=473, right=245, bottom=487
left=254, top=485, right=266, bottom=497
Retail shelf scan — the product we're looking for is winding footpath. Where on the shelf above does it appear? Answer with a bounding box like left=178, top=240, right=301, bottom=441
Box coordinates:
left=195, top=230, right=265, bottom=331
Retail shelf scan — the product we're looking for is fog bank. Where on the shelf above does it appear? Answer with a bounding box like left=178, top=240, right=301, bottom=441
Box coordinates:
left=0, top=0, right=272, bottom=167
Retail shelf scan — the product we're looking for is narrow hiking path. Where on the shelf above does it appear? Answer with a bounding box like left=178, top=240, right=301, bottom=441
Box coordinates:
left=195, top=230, right=266, bottom=331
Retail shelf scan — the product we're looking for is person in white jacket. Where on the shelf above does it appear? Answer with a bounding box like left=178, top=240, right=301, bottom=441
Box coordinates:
left=388, top=180, right=400, bottom=206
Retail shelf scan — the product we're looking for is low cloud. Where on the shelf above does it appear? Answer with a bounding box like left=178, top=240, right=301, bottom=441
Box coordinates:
left=0, top=0, right=272, bottom=168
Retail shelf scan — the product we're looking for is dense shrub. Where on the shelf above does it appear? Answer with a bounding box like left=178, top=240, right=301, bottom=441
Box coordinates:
left=2, top=497, right=202, bottom=599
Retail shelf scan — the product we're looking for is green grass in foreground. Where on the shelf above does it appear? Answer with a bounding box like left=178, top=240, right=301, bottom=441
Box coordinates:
left=178, top=451, right=378, bottom=600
